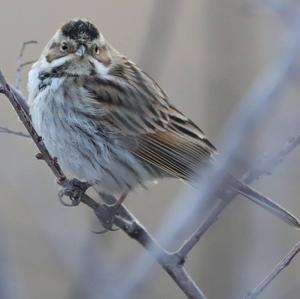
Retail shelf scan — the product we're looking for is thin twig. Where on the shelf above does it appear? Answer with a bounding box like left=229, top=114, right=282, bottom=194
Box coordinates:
left=0, top=68, right=207, bottom=299
left=176, top=136, right=300, bottom=259
left=20, top=60, right=36, bottom=68
left=0, top=126, right=30, bottom=138
left=245, top=241, right=300, bottom=299
left=15, top=41, right=37, bottom=90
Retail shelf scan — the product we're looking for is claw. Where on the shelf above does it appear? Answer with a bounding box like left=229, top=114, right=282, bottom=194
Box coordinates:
left=58, top=178, right=91, bottom=207
left=91, top=226, right=119, bottom=234
left=94, top=202, right=123, bottom=231
left=58, top=191, right=78, bottom=207
left=92, top=193, right=128, bottom=231
left=91, top=228, right=109, bottom=234
left=103, top=193, right=128, bottom=211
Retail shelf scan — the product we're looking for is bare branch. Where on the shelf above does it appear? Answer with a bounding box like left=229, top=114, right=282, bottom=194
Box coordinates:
left=245, top=241, right=300, bottom=299
left=20, top=60, right=36, bottom=68
left=152, top=7, right=300, bottom=273
left=15, top=41, right=37, bottom=90
left=177, top=136, right=300, bottom=259
left=0, top=126, right=30, bottom=138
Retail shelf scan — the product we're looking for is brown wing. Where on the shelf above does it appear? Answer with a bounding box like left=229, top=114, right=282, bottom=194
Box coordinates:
left=84, top=58, right=217, bottom=180
left=83, top=59, right=171, bottom=136
left=134, top=106, right=217, bottom=180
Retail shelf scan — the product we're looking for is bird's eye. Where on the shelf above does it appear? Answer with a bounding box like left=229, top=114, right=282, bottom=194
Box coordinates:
left=94, top=45, right=100, bottom=55
left=60, top=42, right=68, bottom=52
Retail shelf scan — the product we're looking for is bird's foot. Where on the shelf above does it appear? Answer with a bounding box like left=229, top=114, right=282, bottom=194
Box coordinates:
left=58, top=178, right=91, bottom=207
left=94, top=194, right=128, bottom=232
left=94, top=204, right=120, bottom=232
left=103, top=193, right=127, bottom=211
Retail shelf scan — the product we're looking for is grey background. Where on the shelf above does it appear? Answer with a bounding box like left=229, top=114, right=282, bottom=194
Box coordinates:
left=0, top=1, right=300, bottom=298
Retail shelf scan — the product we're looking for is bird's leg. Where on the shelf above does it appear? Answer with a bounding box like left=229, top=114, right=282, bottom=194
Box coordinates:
left=100, top=192, right=128, bottom=210
left=93, top=193, right=129, bottom=232
left=108, top=193, right=128, bottom=210
left=58, top=178, right=91, bottom=206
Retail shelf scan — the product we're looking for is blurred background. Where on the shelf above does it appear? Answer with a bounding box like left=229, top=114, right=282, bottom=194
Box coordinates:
left=1, top=0, right=300, bottom=298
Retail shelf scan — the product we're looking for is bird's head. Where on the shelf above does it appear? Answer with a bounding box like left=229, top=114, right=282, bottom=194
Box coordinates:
left=36, top=19, right=112, bottom=77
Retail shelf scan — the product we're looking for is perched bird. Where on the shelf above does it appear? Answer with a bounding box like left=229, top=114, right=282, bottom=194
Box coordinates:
left=28, top=19, right=299, bottom=227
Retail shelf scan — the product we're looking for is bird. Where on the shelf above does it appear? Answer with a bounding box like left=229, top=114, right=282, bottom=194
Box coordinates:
left=27, top=19, right=300, bottom=228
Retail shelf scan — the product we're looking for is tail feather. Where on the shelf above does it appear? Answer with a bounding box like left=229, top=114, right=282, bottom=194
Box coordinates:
left=230, top=178, right=300, bottom=228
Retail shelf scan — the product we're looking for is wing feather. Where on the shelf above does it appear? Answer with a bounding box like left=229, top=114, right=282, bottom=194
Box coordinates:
left=83, top=59, right=217, bottom=180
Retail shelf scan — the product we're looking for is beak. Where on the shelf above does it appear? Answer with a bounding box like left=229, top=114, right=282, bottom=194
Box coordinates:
left=75, top=44, right=87, bottom=57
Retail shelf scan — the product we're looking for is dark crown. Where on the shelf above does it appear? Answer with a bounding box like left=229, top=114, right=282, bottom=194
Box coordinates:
left=61, top=20, right=99, bottom=41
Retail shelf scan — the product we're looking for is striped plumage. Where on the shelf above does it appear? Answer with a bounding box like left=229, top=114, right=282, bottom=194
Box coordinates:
left=28, top=19, right=300, bottom=227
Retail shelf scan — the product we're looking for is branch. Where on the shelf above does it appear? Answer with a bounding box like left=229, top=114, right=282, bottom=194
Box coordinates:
left=0, top=126, right=30, bottom=138
left=15, top=41, right=37, bottom=90
left=170, top=5, right=300, bottom=264
left=245, top=241, right=300, bottom=299
left=0, top=68, right=207, bottom=299
left=176, top=136, right=300, bottom=259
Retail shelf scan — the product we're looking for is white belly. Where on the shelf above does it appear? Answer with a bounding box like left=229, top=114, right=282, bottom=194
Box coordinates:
left=29, top=78, right=151, bottom=195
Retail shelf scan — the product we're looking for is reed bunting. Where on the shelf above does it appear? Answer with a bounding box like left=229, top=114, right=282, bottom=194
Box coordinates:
left=28, top=19, right=299, bottom=227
